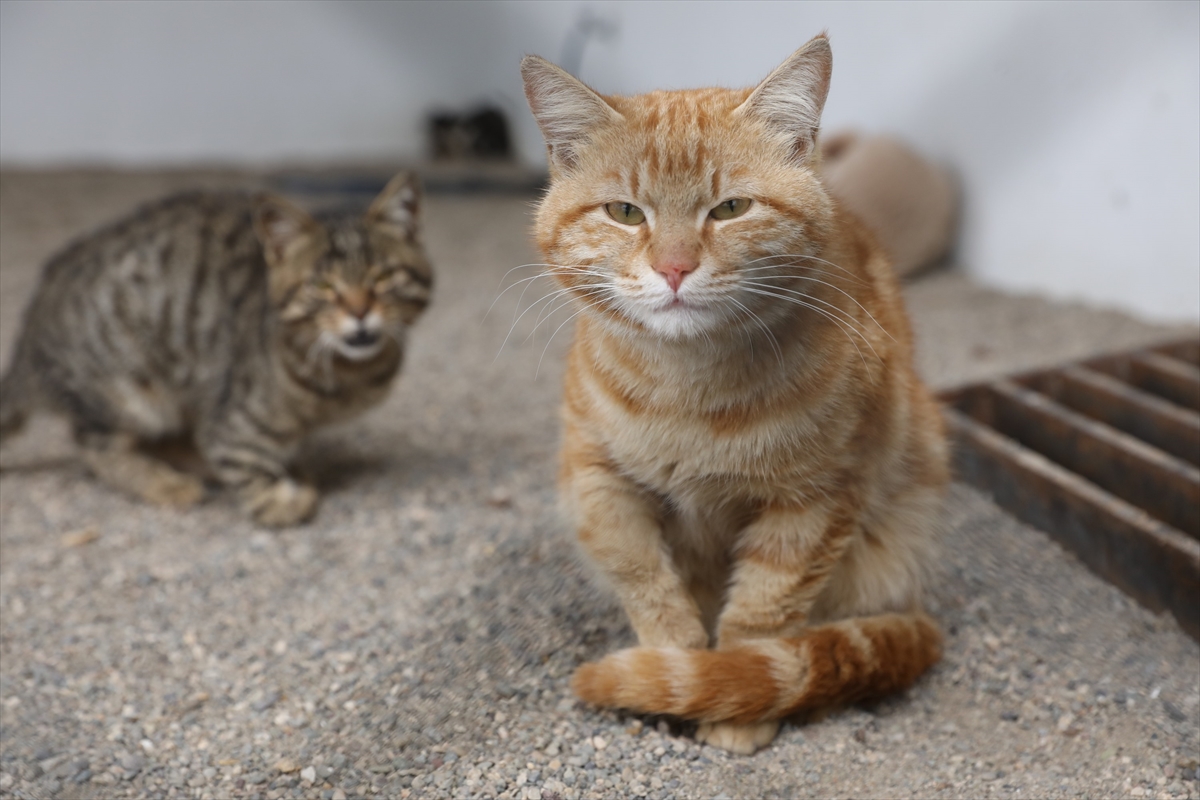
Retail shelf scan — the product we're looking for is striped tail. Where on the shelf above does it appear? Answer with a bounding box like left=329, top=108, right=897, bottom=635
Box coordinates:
left=572, top=612, right=941, bottom=725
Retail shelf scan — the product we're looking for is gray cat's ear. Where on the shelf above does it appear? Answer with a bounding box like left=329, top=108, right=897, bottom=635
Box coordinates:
left=735, top=34, right=833, bottom=162
left=521, top=55, right=622, bottom=172
left=367, top=171, right=421, bottom=239
left=253, top=194, right=320, bottom=266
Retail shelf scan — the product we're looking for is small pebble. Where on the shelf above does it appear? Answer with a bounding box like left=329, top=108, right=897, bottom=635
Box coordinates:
left=120, top=754, right=144, bottom=775
left=1162, top=699, right=1187, bottom=722
left=60, top=528, right=99, bottom=548
left=252, top=691, right=281, bottom=713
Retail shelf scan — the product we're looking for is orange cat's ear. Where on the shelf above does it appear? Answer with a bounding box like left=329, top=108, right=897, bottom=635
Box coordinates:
left=253, top=194, right=321, bottom=266
left=736, top=33, right=833, bottom=163
left=367, top=171, right=421, bottom=240
left=520, top=55, right=622, bottom=173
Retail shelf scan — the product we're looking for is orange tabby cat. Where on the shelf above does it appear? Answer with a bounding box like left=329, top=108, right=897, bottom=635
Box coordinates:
left=521, top=33, right=949, bottom=754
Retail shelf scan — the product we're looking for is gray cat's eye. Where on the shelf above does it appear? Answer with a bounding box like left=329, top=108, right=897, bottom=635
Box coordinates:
left=710, top=198, right=752, bottom=220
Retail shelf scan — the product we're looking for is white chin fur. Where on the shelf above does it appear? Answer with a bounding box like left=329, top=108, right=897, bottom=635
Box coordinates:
left=631, top=302, right=724, bottom=339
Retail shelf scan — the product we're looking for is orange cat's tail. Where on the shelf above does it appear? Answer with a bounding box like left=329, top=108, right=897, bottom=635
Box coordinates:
left=571, top=612, right=941, bottom=725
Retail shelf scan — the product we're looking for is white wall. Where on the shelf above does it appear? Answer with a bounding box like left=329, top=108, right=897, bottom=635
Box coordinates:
left=1, top=1, right=1197, bottom=322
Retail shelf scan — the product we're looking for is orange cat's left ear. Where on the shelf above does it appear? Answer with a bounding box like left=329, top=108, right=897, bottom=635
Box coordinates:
left=521, top=55, right=623, bottom=174
left=736, top=33, right=833, bottom=163
left=367, top=171, right=421, bottom=240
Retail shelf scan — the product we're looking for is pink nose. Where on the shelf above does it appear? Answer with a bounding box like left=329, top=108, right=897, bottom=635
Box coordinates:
left=654, top=260, right=697, bottom=293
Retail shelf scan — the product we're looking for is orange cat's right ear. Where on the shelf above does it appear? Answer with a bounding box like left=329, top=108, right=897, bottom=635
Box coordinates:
left=520, top=55, right=622, bottom=173
left=736, top=34, right=833, bottom=163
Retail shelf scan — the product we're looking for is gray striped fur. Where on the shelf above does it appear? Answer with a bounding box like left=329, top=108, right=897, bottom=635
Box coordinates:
left=0, top=172, right=431, bottom=526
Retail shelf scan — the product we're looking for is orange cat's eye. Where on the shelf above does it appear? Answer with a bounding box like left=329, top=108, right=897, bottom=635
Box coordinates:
left=604, top=202, right=646, bottom=226
left=710, top=198, right=752, bottom=220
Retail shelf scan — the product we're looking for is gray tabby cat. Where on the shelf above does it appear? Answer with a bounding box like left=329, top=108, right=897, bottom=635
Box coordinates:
left=0, top=173, right=432, bottom=526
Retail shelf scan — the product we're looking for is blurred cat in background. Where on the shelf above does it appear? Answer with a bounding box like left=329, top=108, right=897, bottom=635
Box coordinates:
left=819, top=130, right=958, bottom=278
left=0, top=173, right=432, bottom=527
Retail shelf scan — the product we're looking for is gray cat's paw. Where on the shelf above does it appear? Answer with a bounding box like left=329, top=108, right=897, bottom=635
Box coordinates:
left=247, top=480, right=319, bottom=527
left=141, top=471, right=206, bottom=508
left=695, top=719, right=780, bottom=755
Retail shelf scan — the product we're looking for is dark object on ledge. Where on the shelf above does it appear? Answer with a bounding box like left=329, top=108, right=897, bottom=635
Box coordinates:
left=941, top=338, right=1200, bottom=641
left=271, top=104, right=537, bottom=199
left=428, top=106, right=514, bottom=162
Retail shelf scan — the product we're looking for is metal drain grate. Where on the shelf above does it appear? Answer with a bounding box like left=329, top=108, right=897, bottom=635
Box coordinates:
left=941, top=339, right=1200, bottom=640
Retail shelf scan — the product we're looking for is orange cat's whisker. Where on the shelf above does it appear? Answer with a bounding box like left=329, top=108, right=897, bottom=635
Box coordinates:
left=483, top=263, right=601, bottom=322
left=742, top=265, right=895, bottom=342
left=525, top=280, right=613, bottom=342
left=738, top=286, right=875, bottom=369
left=492, top=268, right=596, bottom=353
left=739, top=278, right=876, bottom=343
left=495, top=281, right=613, bottom=363
left=524, top=287, right=590, bottom=344
left=484, top=272, right=548, bottom=321
left=724, top=296, right=785, bottom=368
left=740, top=283, right=877, bottom=360
left=533, top=287, right=619, bottom=379
left=741, top=253, right=869, bottom=286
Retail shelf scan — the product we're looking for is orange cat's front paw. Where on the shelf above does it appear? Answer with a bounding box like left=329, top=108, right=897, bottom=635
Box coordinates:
left=634, top=615, right=709, bottom=650
left=695, top=720, right=780, bottom=755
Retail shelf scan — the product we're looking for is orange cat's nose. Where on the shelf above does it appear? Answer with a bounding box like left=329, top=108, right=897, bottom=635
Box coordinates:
left=654, top=260, right=697, bottom=293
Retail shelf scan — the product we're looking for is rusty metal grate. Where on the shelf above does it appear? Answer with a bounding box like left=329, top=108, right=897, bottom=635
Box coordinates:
left=941, top=339, right=1200, bottom=641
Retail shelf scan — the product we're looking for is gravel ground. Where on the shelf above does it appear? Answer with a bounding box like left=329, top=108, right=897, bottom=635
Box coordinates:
left=1, top=169, right=1198, bottom=800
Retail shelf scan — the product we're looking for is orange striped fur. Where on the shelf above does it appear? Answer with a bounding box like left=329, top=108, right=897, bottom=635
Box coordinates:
left=521, top=35, right=949, bottom=754
left=572, top=613, right=942, bottom=725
